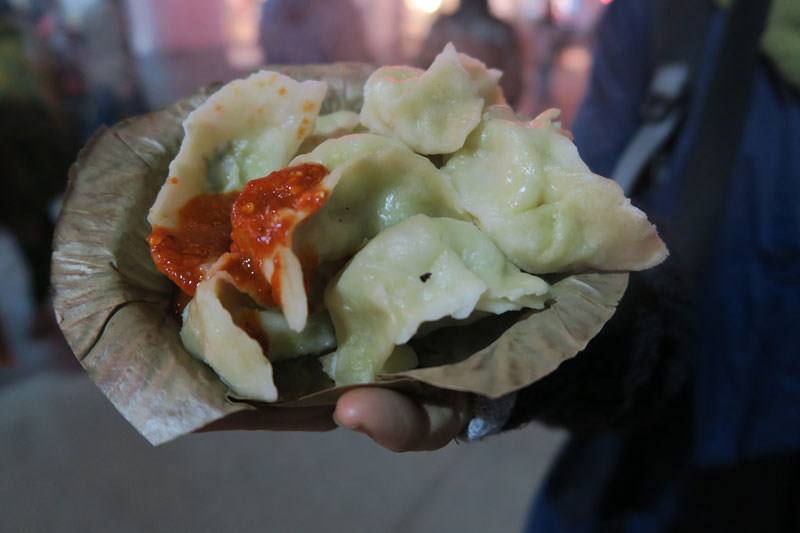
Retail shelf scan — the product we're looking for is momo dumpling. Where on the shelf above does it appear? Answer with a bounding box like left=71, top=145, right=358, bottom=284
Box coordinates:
left=443, top=106, right=668, bottom=273
left=180, top=271, right=337, bottom=402
left=292, top=138, right=465, bottom=264
left=290, top=132, right=406, bottom=171
left=324, top=215, right=549, bottom=386
left=230, top=135, right=405, bottom=333
left=181, top=271, right=278, bottom=402
left=457, top=51, right=504, bottom=105
left=148, top=70, right=326, bottom=228
left=359, top=43, right=485, bottom=155
left=297, top=110, right=363, bottom=154
left=256, top=308, right=336, bottom=363
left=253, top=136, right=465, bottom=332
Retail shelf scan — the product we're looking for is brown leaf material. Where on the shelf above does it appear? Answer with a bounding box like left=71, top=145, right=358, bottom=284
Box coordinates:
left=52, top=63, right=628, bottom=445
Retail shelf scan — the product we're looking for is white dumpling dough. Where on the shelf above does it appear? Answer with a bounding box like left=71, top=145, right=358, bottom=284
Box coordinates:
left=359, top=43, right=485, bottom=155
left=324, top=215, right=549, bottom=386
left=148, top=70, right=327, bottom=228
left=293, top=137, right=465, bottom=263
left=272, top=136, right=464, bottom=332
left=297, top=110, right=363, bottom=154
left=181, top=271, right=278, bottom=402
left=443, top=106, right=669, bottom=273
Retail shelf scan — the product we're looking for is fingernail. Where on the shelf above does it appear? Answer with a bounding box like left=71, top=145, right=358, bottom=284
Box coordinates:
left=333, top=413, right=365, bottom=433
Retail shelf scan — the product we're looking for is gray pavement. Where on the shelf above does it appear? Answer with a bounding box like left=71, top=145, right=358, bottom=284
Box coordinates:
left=0, top=372, right=564, bottom=532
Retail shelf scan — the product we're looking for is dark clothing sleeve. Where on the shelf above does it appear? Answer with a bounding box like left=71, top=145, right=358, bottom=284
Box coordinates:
left=504, top=257, right=692, bottom=434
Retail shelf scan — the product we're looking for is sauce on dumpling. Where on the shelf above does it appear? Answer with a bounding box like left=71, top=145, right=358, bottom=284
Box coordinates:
left=147, top=163, right=331, bottom=311
left=147, top=192, right=238, bottom=295
left=231, top=162, right=329, bottom=306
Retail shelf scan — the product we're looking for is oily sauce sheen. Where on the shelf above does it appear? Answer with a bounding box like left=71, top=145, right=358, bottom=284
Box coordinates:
left=231, top=163, right=329, bottom=304
left=148, top=163, right=329, bottom=309
left=148, top=192, right=238, bottom=295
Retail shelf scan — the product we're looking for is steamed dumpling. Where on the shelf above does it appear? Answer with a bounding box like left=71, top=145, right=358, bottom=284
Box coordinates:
left=457, top=51, right=504, bottom=105
left=297, top=110, right=364, bottom=154
left=265, top=136, right=465, bottom=332
left=443, top=106, right=668, bottom=273
left=324, top=215, right=549, bottom=386
left=148, top=70, right=327, bottom=228
left=359, top=43, right=485, bottom=155
left=180, top=271, right=338, bottom=401
left=181, top=271, right=278, bottom=402
left=290, top=132, right=406, bottom=170
left=256, top=308, right=336, bottom=363
left=293, top=138, right=466, bottom=264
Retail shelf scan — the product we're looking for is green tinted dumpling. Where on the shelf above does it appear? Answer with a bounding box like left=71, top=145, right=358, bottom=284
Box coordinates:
left=297, top=110, right=364, bottom=155
left=290, top=132, right=406, bottom=170
left=268, top=135, right=463, bottom=332
left=180, top=272, right=278, bottom=402
left=443, top=107, right=669, bottom=273
left=148, top=70, right=326, bottom=228
left=180, top=272, right=337, bottom=400
left=256, top=308, right=336, bottom=363
left=324, top=215, right=549, bottom=386
left=293, top=141, right=466, bottom=264
left=359, top=43, right=484, bottom=155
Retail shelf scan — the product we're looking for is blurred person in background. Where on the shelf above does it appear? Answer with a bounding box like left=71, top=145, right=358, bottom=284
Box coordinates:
left=515, top=2, right=570, bottom=117
left=259, top=0, right=373, bottom=65
left=0, top=1, right=76, bottom=349
left=415, top=0, right=522, bottom=106
left=51, top=0, right=142, bottom=139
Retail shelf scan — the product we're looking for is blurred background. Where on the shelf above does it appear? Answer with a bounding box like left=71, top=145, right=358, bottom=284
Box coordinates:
left=1, top=0, right=609, bottom=530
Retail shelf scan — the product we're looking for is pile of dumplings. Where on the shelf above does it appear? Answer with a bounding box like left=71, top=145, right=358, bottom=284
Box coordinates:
left=148, top=44, right=667, bottom=403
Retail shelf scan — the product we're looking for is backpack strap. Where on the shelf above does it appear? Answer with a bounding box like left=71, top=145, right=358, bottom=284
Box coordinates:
left=611, top=0, right=713, bottom=194
left=612, top=64, right=691, bottom=194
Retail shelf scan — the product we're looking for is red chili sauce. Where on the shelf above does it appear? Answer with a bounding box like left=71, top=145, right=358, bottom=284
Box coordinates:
left=231, top=163, right=329, bottom=304
left=148, top=163, right=330, bottom=309
left=148, top=192, right=238, bottom=296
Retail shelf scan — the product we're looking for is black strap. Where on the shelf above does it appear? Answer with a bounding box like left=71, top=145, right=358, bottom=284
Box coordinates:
left=673, top=0, right=773, bottom=284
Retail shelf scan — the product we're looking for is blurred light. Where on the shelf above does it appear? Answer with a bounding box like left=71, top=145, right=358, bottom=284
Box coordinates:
left=405, top=0, right=443, bottom=14
left=516, top=0, right=550, bottom=20
left=489, top=0, right=518, bottom=20
left=60, top=0, right=99, bottom=30
left=601, top=0, right=613, bottom=4
left=224, top=0, right=263, bottom=68
left=558, top=46, right=591, bottom=73
left=441, top=0, right=461, bottom=15
left=552, top=0, right=577, bottom=19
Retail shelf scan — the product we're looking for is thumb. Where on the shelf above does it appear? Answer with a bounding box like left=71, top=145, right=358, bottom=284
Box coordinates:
left=334, top=387, right=471, bottom=452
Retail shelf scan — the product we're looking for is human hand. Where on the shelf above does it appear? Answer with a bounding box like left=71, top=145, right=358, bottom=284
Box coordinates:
left=333, top=388, right=471, bottom=452
left=198, top=387, right=472, bottom=453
